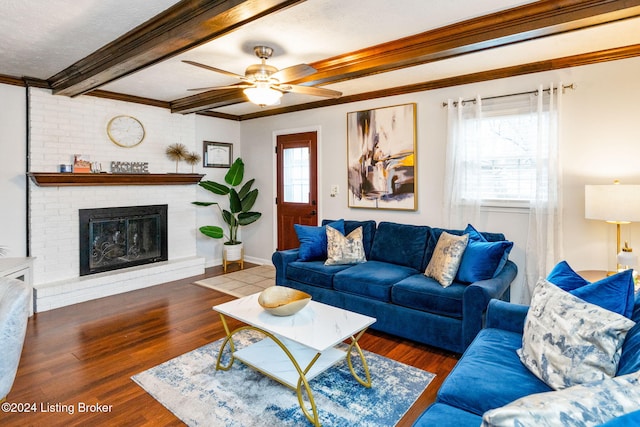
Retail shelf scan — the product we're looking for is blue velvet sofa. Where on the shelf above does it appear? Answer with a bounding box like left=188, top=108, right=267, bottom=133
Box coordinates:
left=272, top=220, right=517, bottom=354
left=414, top=298, right=640, bottom=426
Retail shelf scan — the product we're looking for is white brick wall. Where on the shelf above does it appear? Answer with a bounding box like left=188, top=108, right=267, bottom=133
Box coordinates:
left=28, top=88, right=204, bottom=310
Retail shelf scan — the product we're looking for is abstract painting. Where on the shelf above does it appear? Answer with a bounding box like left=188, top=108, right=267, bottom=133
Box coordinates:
left=347, top=103, right=416, bottom=210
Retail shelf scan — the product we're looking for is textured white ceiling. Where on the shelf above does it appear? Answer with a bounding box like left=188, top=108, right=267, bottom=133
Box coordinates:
left=0, top=0, right=178, bottom=79
left=1, top=0, right=637, bottom=116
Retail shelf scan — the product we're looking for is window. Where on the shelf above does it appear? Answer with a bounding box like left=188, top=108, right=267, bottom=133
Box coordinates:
left=453, top=94, right=553, bottom=208
left=446, top=84, right=564, bottom=303
left=282, top=146, right=310, bottom=203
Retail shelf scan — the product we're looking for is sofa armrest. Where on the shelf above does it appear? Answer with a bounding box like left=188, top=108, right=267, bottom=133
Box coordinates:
left=461, top=260, right=517, bottom=349
left=0, top=278, right=30, bottom=400
left=485, top=299, right=529, bottom=334
left=271, top=249, right=300, bottom=285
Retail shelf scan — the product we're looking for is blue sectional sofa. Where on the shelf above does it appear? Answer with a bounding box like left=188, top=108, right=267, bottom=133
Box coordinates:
left=272, top=220, right=517, bottom=354
left=414, top=297, right=640, bottom=426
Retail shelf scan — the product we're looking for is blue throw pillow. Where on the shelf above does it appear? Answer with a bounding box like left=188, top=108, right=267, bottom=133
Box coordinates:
left=456, top=240, right=514, bottom=283
left=547, top=260, right=589, bottom=291
left=455, top=224, right=513, bottom=283
left=464, top=223, right=486, bottom=242
left=294, top=219, right=344, bottom=261
left=546, top=261, right=635, bottom=318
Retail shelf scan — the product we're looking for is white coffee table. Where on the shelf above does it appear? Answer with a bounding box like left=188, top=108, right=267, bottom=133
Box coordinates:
left=213, top=292, right=376, bottom=426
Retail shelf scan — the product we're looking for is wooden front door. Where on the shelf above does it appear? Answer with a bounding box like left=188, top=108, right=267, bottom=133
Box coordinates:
left=276, top=131, right=318, bottom=250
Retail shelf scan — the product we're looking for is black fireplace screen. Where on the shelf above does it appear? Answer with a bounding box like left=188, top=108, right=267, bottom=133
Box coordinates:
left=79, top=205, right=168, bottom=276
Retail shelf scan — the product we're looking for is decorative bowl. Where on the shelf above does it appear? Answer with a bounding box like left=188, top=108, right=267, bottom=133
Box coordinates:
left=258, top=286, right=311, bottom=316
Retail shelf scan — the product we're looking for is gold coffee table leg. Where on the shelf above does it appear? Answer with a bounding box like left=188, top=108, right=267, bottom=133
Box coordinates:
left=214, top=323, right=323, bottom=426
left=215, top=314, right=238, bottom=370
left=346, top=328, right=372, bottom=388
left=295, top=352, right=322, bottom=426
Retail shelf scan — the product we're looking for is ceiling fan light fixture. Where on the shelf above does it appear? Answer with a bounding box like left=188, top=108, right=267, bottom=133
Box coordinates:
left=243, top=84, right=282, bottom=106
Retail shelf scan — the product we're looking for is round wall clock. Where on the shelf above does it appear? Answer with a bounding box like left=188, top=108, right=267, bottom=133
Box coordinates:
left=107, top=115, right=145, bottom=148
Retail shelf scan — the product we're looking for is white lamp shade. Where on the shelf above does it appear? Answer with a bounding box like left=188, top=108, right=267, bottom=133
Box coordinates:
left=585, top=185, right=640, bottom=223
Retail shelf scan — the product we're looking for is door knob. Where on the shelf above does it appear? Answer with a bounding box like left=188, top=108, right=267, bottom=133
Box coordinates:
left=310, top=210, right=317, bottom=216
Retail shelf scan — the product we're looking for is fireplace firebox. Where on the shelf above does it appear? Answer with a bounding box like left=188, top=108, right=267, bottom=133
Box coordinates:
left=79, top=205, right=168, bottom=276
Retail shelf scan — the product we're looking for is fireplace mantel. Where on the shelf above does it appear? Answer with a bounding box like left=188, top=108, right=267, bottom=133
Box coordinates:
left=27, top=172, right=205, bottom=187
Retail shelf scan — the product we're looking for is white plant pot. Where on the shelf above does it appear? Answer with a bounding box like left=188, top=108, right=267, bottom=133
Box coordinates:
left=224, top=243, right=243, bottom=262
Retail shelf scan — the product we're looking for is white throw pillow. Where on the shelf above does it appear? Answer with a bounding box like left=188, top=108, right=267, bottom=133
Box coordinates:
left=324, top=225, right=367, bottom=265
left=517, top=279, right=635, bottom=390
left=424, top=232, right=468, bottom=287
left=482, top=371, right=640, bottom=427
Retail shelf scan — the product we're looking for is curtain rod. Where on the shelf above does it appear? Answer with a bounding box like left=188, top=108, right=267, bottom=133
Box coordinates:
left=442, top=83, right=575, bottom=108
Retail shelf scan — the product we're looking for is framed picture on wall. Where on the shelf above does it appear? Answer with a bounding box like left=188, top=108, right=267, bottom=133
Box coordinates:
left=203, top=141, right=233, bottom=168
left=346, top=103, right=417, bottom=210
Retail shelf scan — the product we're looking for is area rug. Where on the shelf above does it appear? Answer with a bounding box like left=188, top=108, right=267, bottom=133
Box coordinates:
left=132, top=330, right=434, bottom=427
left=194, top=265, right=275, bottom=297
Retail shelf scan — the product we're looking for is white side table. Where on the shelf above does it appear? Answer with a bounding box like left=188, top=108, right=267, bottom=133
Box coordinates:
left=0, top=257, right=34, bottom=316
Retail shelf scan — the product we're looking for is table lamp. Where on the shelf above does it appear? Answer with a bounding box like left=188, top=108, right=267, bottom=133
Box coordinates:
left=618, top=242, right=637, bottom=271
left=585, top=182, right=640, bottom=271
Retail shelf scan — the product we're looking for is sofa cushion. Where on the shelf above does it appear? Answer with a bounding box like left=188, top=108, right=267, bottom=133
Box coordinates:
left=517, top=279, right=636, bottom=390
left=437, top=327, right=552, bottom=416
left=322, top=219, right=376, bottom=258
left=333, top=260, right=418, bottom=302
left=325, top=225, right=367, bottom=265
left=413, top=402, right=482, bottom=427
left=392, top=274, right=465, bottom=319
left=369, top=222, right=430, bottom=271
left=286, top=260, right=352, bottom=289
left=481, top=371, right=640, bottom=427
left=546, top=261, right=635, bottom=318
left=294, top=219, right=344, bottom=261
left=600, top=410, right=640, bottom=427
left=456, top=224, right=513, bottom=284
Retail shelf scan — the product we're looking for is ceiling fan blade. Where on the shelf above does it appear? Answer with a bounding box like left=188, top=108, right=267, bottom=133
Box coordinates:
left=182, top=60, right=248, bottom=81
left=271, top=64, right=317, bottom=83
left=188, top=83, right=253, bottom=92
left=278, top=84, right=342, bottom=98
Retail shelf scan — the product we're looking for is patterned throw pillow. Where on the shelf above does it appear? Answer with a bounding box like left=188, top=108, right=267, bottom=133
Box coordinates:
left=324, top=225, right=367, bottom=266
left=482, top=371, right=640, bottom=427
left=517, top=279, right=636, bottom=390
left=424, top=232, right=469, bottom=287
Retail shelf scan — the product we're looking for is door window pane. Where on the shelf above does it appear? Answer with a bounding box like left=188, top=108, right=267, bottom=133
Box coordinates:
left=283, top=147, right=310, bottom=203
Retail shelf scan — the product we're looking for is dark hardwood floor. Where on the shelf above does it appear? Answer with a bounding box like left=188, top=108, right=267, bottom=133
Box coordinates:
left=1, top=263, right=459, bottom=426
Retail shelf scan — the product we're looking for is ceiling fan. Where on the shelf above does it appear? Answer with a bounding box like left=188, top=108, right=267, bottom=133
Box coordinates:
left=183, top=46, right=342, bottom=106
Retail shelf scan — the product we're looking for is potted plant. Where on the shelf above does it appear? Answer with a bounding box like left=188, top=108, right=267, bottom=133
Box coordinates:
left=193, top=158, right=261, bottom=263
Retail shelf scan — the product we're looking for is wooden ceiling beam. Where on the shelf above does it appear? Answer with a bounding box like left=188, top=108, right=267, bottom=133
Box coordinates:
left=49, top=0, right=306, bottom=97
left=170, top=0, right=640, bottom=114
left=170, top=88, right=247, bottom=114
left=237, top=43, right=640, bottom=121
left=300, top=0, right=640, bottom=86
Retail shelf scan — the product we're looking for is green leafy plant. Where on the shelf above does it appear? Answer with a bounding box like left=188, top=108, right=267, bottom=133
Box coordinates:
left=193, top=158, right=261, bottom=245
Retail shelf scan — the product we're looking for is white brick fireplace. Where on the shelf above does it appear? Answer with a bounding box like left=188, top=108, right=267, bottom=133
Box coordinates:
left=28, top=88, right=204, bottom=312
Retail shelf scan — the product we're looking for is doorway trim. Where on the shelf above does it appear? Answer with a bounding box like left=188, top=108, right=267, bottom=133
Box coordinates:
left=272, top=125, right=323, bottom=251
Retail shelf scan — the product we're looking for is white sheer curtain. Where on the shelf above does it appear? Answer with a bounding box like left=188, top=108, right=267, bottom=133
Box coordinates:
left=524, top=83, right=563, bottom=302
left=443, top=96, right=482, bottom=229
left=444, top=84, right=564, bottom=303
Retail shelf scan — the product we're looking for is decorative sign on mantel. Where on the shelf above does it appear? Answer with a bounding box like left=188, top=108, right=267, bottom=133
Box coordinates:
left=110, top=161, right=150, bottom=174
